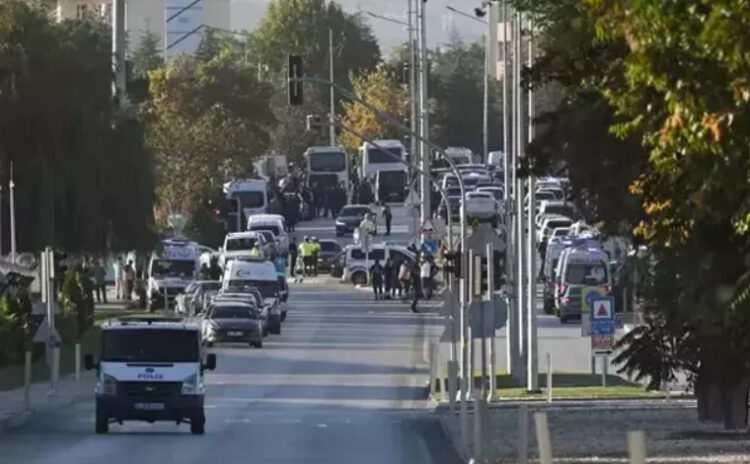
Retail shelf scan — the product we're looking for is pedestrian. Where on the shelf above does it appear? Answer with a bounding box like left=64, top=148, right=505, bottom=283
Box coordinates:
left=124, top=260, right=135, bottom=300
left=383, top=202, right=392, bottom=236
left=209, top=256, right=222, bottom=280
left=289, top=237, right=298, bottom=277
left=420, top=257, right=433, bottom=300
left=311, top=237, right=322, bottom=277
left=410, top=260, right=421, bottom=313
left=370, top=259, right=384, bottom=300
left=299, top=236, right=312, bottom=277
left=112, top=256, right=123, bottom=300
left=199, top=263, right=211, bottom=280
left=398, top=260, right=411, bottom=301
left=383, top=257, right=394, bottom=299
left=93, top=260, right=108, bottom=304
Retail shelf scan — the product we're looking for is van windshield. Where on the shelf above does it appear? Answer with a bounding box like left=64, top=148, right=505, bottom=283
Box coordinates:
left=250, top=225, right=281, bottom=236
left=231, top=191, right=264, bottom=208
left=225, top=237, right=258, bottom=251
left=226, top=279, right=280, bottom=298
left=101, top=329, right=199, bottom=362
left=565, top=262, right=608, bottom=285
left=151, top=259, right=195, bottom=278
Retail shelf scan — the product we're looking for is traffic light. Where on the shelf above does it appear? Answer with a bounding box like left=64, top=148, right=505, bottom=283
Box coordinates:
left=443, top=250, right=462, bottom=278
left=288, top=54, right=303, bottom=106
left=475, top=250, right=507, bottom=297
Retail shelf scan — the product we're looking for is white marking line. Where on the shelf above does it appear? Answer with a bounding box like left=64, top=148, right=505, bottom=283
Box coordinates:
left=316, top=423, right=328, bottom=428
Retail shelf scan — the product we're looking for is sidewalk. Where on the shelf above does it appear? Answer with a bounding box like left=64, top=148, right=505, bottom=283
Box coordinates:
left=0, top=371, right=95, bottom=434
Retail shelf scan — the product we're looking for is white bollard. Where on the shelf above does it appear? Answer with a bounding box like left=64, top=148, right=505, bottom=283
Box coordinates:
left=460, top=374, right=469, bottom=451
left=518, top=403, right=528, bottom=464
left=601, top=355, right=607, bottom=387
left=627, top=430, right=646, bottom=464
left=546, top=352, right=552, bottom=403
left=489, top=335, right=497, bottom=399
left=50, top=346, right=60, bottom=396
left=75, top=343, right=81, bottom=382
left=24, top=351, right=31, bottom=410
left=534, top=412, right=553, bottom=464
left=473, top=396, right=483, bottom=459
left=429, top=341, right=437, bottom=400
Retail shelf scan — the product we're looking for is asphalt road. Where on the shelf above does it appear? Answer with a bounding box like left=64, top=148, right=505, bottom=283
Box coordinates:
left=0, top=287, right=461, bottom=464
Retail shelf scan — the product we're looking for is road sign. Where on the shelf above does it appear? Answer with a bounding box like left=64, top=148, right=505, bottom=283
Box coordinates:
left=466, top=223, right=506, bottom=253
left=469, top=297, right=507, bottom=338
left=419, top=218, right=446, bottom=238
left=581, top=286, right=608, bottom=336
left=33, top=316, right=61, bottom=343
left=590, top=296, right=615, bottom=353
left=421, top=239, right=439, bottom=255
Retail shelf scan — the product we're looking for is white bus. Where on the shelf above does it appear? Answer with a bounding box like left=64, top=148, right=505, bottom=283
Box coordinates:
left=360, top=140, right=407, bottom=178
left=304, top=146, right=349, bottom=191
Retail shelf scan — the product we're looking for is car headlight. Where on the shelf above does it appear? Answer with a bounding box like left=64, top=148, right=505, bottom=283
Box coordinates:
left=335, top=220, right=345, bottom=226
left=181, top=373, right=203, bottom=395
left=98, top=373, right=117, bottom=395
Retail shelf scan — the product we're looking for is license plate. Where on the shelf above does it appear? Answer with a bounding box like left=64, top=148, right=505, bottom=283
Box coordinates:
left=134, top=402, right=164, bottom=411
left=227, top=331, right=243, bottom=336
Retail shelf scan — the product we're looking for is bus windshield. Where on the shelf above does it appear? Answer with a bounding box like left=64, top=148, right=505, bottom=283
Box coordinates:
left=368, top=147, right=403, bottom=164
left=230, top=191, right=264, bottom=208
left=309, top=152, right=346, bottom=172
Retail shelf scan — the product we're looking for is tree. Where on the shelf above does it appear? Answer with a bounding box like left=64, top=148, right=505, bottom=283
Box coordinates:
left=144, top=52, right=275, bottom=230
left=131, top=29, right=162, bottom=78
left=339, top=67, right=408, bottom=153
left=0, top=1, right=155, bottom=252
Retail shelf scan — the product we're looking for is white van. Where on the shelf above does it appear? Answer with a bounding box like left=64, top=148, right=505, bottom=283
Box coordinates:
left=147, top=239, right=200, bottom=311
left=223, top=179, right=268, bottom=224
left=487, top=151, right=505, bottom=168
left=220, top=231, right=273, bottom=267
left=222, top=259, right=285, bottom=330
left=341, top=243, right=416, bottom=285
left=84, top=317, right=216, bottom=435
left=247, top=214, right=289, bottom=256
left=554, top=246, right=610, bottom=323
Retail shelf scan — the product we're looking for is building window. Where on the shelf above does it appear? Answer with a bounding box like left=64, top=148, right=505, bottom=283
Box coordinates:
left=76, top=3, right=88, bottom=19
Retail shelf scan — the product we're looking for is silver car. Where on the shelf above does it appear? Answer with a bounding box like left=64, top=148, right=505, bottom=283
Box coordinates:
left=201, top=301, right=264, bottom=348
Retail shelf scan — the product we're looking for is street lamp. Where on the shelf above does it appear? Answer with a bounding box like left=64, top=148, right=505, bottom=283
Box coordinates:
left=445, top=5, right=491, bottom=164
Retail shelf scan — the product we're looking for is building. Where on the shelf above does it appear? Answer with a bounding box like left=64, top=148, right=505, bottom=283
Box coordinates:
left=51, top=0, right=230, bottom=58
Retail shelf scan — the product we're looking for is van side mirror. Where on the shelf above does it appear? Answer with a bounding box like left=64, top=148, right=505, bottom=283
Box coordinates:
left=204, top=353, right=217, bottom=371
left=84, top=354, right=96, bottom=371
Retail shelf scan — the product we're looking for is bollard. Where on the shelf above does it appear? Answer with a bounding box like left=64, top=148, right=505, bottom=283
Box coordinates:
left=50, top=346, right=60, bottom=396
left=460, top=373, right=469, bottom=451
left=447, top=360, right=458, bottom=415
left=24, top=351, right=31, bottom=410
left=489, top=335, right=497, bottom=399
left=546, top=353, right=552, bottom=403
left=627, top=430, right=646, bottom=464
left=518, top=404, right=528, bottom=464
left=534, top=412, right=553, bottom=464
left=75, top=343, right=81, bottom=382
left=601, top=355, right=607, bottom=387
left=473, top=396, right=483, bottom=460
left=429, top=342, right=437, bottom=400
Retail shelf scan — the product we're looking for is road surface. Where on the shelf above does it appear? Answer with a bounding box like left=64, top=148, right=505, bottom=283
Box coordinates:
left=0, top=287, right=461, bottom=464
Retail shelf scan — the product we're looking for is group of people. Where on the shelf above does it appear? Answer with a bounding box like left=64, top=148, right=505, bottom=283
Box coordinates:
left=289, top=236, right=322, bottom=277
left=368, top=255, right=437, bottom=313
left=111, top=257, right=140, bottom=302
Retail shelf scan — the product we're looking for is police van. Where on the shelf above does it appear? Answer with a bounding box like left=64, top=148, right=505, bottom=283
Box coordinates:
left=222, top=259, right=285, bottom=332
left=553, top=244, right=611, bottom=323
left=84, top=317, right=216, bottom=435
left=147, top=239, right=201, bottom=311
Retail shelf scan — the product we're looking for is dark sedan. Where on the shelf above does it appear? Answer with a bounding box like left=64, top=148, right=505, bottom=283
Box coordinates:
left=317, top=239, right=343, bottom=271
left=202, top=303, right=264, bottom=348
left=335, top=205, right=374, bottom=236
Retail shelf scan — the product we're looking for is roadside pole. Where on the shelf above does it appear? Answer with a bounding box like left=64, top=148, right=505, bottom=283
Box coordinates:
left=9, top=162, right=15, bottom=264
left=112, top=0, right=126, bottom=105
left=526, top=8, right=539, bottom=392
left=418, top=0, right=431, bottom=226
left=328, top=28, right=336, bottom=146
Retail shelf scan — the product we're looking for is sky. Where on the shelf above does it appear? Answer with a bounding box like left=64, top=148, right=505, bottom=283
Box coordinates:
left=230, top=0, right=485, bottom=56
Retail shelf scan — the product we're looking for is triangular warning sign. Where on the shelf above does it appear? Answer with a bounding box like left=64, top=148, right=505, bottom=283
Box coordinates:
left=597, top=302, right=610, bottom=318
left=33, top=317, right=61, bottom=343
left=419, top=218, right=437, bottom=235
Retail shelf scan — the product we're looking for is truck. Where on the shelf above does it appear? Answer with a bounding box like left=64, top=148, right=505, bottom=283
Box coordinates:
left=84, top=316, right=217, bottom=434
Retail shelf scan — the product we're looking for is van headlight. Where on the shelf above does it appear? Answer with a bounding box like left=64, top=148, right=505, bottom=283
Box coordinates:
left=181, top=373, right=203, bottom=395
left=335, top=220, right=345, bottom=226
left=98, top=373, right=117, bottom=395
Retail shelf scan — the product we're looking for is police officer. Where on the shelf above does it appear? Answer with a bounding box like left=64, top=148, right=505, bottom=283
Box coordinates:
left=370, top=259, right=384, bottom=300
left=299, top=236, right=312, bottom=276
left=311, top=236, right=322, bottom=277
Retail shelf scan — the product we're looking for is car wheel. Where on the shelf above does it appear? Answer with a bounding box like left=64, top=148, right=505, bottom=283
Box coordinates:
left=253, top=341, right=263, bottom=348
left=271, top=324, right=281, bottom=335
left=560, top=315, right=568, bottom=324
left=190, top=420, right=205, bottom=435
left=206, top=341, right=214, bottom=348
left=351, top=271, right=367, bottom=286
left=335, top=231, right=342, bottom=237
left=281, top=311, right=287, bottom=322
left=95, top=410, right=109, bottom=434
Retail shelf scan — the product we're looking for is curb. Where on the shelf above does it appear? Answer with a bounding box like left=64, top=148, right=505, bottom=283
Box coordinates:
left=0, top=389, right=92, bottom=435
left=433, top=397, right=696, bottom=414
left=437, top=412, right=470, bottom=463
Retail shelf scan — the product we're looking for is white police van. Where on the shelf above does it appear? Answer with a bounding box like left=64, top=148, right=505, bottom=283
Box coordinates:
left=147, top=239, right=200, bottom=311
left=222, top=259, right=285, bottom=332
left=84, top=317, right=216, bottom=434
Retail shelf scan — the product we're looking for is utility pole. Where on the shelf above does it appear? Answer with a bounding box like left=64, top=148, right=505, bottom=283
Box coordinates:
left=526, top=9, right=539, bottom=392
left=9, top=162, right=16, bottom=264
left=418, top=0, right=431, bottom=225
left=112, top=0, right=126, bottom=106
left=513, top=9, right=526, bottom=381
left=329, top=28, right=336, bottom=146
left=407, top=0, right=418, bottom=181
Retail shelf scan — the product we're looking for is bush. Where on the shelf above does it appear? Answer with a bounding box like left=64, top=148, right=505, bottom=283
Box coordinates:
left=0, top=293, right=32, bottom=366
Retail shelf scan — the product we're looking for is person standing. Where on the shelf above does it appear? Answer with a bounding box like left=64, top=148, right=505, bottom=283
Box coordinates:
left=299, top=237, right=312, bottom=277
left=289, top=238, right=298, bottom=277
left=93, top=260, right=108, bottom=304
left=398, top=260, right=411, bottom=301
left=410, top=260, right=422, bottom=313
left=124, top=260, right=135, bottom=300
left=311, top=237, right=321, bottom=277
left=369, top=259, right=384, bottom=300
left=420, top=258, right=433, bottom=300
left=112, top=257, right=123, bottom=300
left=383, top=257, right=394, bottom=299
left=383, top=203, right=392, bottom=236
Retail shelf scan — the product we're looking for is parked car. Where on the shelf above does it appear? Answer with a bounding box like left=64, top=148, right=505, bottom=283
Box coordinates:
left=317, top=239, right=343, bottom=271
left=201, top=301, right=264, bottom=348
left=335, top=205, right=375, bottom=236
left=175, top=280, right=221, bottom=315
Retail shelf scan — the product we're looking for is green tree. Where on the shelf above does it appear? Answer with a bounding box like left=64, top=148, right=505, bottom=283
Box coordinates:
left=131, top=29, right=162, bottom=78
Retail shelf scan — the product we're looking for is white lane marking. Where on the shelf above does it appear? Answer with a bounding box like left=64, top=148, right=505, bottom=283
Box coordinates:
left=316, top=423, right=328, bottom=428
